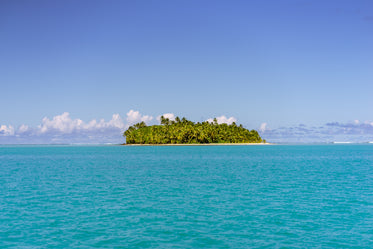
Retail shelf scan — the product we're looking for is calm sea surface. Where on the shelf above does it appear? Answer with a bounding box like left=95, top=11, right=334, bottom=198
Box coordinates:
left=1, top=144, right=373, bottom=248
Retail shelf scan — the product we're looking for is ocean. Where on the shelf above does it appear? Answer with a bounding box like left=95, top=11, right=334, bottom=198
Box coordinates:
left=1, top=144, right=372, bottom=248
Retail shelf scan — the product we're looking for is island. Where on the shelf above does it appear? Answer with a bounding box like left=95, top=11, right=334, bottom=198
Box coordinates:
left=123, top=116, right=265, bottom=145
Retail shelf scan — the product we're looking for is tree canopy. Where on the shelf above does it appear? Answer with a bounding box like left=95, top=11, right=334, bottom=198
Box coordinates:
left=123, top=116, right=263, bottom=144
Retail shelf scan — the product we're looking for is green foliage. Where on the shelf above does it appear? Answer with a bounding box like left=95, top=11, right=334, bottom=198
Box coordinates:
left=123, top=116, right=263, bottom=144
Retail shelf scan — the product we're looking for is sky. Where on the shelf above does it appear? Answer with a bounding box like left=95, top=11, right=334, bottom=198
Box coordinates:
left=1, top=0, right=373, bottom=143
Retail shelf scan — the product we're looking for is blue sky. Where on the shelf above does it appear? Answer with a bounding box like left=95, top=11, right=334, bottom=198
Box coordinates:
left=1, top=0, right=373, bottom=143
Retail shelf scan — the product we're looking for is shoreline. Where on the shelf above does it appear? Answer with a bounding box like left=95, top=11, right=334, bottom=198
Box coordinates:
left=122, top=143, right=273, bottom=146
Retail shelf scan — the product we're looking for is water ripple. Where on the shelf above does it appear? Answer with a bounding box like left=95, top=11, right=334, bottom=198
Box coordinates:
left=1, top=145, right=373, bottom=248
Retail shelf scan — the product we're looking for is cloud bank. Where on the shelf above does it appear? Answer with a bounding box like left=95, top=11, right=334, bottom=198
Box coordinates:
left=37, top=112, right=126, bottom=134
left=0, top=110, right=152, bottom=144
left=3, top=111, right=373, bottom=144
left=260, top=120, right=373, bottom=143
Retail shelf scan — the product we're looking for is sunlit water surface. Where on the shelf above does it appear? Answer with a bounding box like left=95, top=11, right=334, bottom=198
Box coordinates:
left=1, top=145, right=373, bottom=248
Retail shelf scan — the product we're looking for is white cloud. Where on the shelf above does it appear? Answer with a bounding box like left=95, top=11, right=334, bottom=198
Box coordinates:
left=206, top=115, right=237, bottom=125
left=163, top=113, right=176, bottom=121
left=39, top=112, right=81, bottom=133
left=0, top=110, right=152, bottom=143
left=156, top=113, right=176, bottom=123
left=126, top=110, right=153, bottom=125
left=83, top=114, right=126, bottom=131
left=18, top=124, right=30, bottom=134
left=37, top=112, right=128, bottom=134
left=106, top=114, right=126, bottom=129
left=259, top=123, right=268, bottom=132
left=0, top=125, right=15, bottom=136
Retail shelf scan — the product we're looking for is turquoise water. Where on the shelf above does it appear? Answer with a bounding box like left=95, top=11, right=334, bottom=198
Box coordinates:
left=1, top=145, right=373, bottom=248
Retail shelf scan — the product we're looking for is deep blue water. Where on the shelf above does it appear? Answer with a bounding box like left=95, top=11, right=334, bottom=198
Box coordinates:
left=1, top=144, right=373, bottom=248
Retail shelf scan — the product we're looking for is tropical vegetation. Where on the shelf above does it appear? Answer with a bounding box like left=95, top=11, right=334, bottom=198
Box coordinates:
left=123, top=116, right=264, bottom=144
